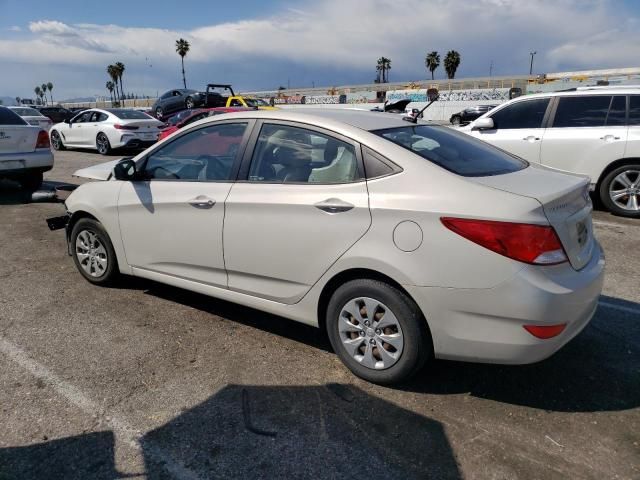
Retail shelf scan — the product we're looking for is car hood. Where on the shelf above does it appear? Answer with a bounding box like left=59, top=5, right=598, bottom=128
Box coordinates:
left=73, top=159, right=122, bottom=180
left=385, top=99, right=412, bottom=112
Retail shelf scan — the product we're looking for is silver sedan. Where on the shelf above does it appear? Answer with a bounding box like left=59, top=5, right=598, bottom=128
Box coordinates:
left=49, top=109, right=604, bottom=384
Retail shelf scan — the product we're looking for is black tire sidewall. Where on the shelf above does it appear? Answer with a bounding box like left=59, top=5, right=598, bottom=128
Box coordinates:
left=600, top=164, right=640, bottom=218
left=326, top=279, right=431, bottom=384
left=186, top=97, right=194, bottom=109
left=97, top=133, right=111, bottom=155
left=156, top=107, right=163, bottom=118
left=51, top=130, right=64, bottom=150
left=70, top=218, right=118, bottom=285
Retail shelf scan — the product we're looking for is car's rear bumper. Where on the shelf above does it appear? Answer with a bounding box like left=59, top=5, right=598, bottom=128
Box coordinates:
left=113, top=135, right=158, bottom=150
left=0, top=149, right=54, bottom=177
left=406, top=241, right=605, bottom=364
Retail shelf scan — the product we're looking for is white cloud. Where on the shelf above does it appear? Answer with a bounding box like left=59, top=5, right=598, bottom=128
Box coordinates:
left=9, top=26, right=22, bottom=32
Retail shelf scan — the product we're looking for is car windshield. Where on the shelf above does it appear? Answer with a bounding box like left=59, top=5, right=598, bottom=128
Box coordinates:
left=108, top=109, right=153, bottom=120
left=374, top=125, right=528, bottom=177
left=12, top=107, right=42, bottom=116
left=0, top=107, right=28, bottom=125
left=244, top=98, right=268, bottom=107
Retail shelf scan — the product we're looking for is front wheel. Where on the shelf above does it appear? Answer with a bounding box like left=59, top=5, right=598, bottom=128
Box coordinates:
left=326, top=279, right=431, bottom=384
left=70, top=218, right=119, bottom=285
left=600, top=164, right=640, bottom=218
left=96, top=133, right=111, bottom=155
left=155, top=106, right=163, bottom=119
left=185, top=97, right=195, bottom=109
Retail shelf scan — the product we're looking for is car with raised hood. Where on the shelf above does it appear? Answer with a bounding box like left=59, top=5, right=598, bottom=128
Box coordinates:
left=47, top=109, right=604, bottom=384
left=449, top=104, right=499, bottom=125
left=37, top=106, right=74, bottom=123
left=461, top=86, right=640, bottom=217
left=50, top=108, right=164, bottom=155
left=0, top=106, right=53, bottom=190
left=158, top=107, right=253, bottom=141
left=7, top=106, right=53, bottom=130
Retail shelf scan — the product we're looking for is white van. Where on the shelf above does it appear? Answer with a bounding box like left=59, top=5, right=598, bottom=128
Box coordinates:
left=461, top=87, right=640, bottom=218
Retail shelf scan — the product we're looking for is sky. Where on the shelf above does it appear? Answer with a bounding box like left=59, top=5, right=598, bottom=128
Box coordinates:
left=1, top=0, right=640, bottom=101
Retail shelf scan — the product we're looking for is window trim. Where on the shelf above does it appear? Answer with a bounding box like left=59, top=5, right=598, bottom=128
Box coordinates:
left=236, top=119, right=366, bottom=185
left=135, top=119, right=256, bottom=183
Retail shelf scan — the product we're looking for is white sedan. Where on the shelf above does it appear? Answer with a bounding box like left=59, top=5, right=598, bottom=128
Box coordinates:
left=50, top=108, right=164, bottom=155
left=47, top=109, right=604, bottom=384
left=7, top=106, right=52, bottom=130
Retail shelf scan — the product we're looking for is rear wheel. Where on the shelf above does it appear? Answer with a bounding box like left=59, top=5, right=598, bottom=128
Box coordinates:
left=185, top=97, right=195, bottom=109
left=70, top=218, right=119, bottom=285
left=326, top=279, right=431, bottom=384
left=50, top=130, right=65, bottom=150
left=18, top=171, right=43, bottom=191
left=155, top=106, right=163, bottom=119
left=600, top=164, right=640, bottom=218
left=96, top=133, right=111, bottom=155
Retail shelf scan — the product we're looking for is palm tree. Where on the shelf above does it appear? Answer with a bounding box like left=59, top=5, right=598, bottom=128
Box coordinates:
left=175, top=38, right=191, bottom=89
left=425, top=51, right=440, bottom=80
left=107, top=65, right=120, bottom=104
left=47, top=82, right=54, bottom=104
left=376, top=57, right=392, bottom=83
left=15, top=97, right=21, bottom=105
left=34, top=86, right=41, bottom=105
left=115, top=62, right=125, bottom=101
left=444, top=50, right=461, bottom=79
left=106, top=81, right=115, bottom=105
left=41, top=84, right=48, bottom=105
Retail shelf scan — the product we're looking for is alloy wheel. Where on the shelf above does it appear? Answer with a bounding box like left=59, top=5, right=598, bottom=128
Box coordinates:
left=608, top=169, right=640, bottom=211
left=51, top=131, right=61, bottom=149
left=338, top=297, right=404, bottom=370
left=96, top=134, right=109, bottom=154
left=186, top=98, right=194, bottom=109
left=75, top=230, right=108, bottom=278
left=156, top=107, right=163, bottom=118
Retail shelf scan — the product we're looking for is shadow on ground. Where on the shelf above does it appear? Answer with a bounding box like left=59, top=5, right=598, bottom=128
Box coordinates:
left=0, top=385, right=461, bottom=479
left=0, top=180, right=73, bottom=205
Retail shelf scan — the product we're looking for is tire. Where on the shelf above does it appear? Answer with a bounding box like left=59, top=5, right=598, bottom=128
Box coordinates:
left=185, top=97, right=195, bottom=109
left=599, top=164, right=640, bottom=218
left=70, top=218, right=119, bottom=285
left=96, top=133, right=111, bottom=155
left=18, top=171, right=43, bottom=191
left=50, top=130, right=65, bottom=150
left=326, top=279, right=431, bottom=384
left=451, top=116, right=462, bottom=126
left=155, top=107, right=163, bottom=119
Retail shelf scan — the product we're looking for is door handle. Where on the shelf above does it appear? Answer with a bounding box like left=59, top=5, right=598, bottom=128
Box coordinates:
left=314, top=198, right=354, bottom=214
left=522, top=136, right=540, bottom=141
left=600, top=135, right=621, bottom=141
left=188, top=195, right=216, bottom=209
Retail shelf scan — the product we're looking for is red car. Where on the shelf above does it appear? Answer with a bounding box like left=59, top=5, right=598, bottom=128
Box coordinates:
left=158, top=107, right=252, bottom=141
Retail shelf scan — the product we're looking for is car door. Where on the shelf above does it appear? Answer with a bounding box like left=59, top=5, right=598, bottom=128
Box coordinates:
left=540, top=95, right=627, bottom=181
left=81, top=111, right=105, bottom=147
left=223, top=121, right=372, bottom=304
left=65, top=111, right=92, bottom=145
left=467, top=97, right=551, bottom=162
left=627, top=95, right=640, bottom=159
left=169, top=91, right=184, bottom=113
left=117, top=120, right=253, bottom=287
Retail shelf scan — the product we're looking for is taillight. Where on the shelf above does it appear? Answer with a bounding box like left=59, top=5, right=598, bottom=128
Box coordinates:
left=524, top=324, right=567, bottom=339
left=113, top=124, right=139, bottom=130
left=36, top=130, right=50, bottom=149
left=441, top=217, right=567, bottom=265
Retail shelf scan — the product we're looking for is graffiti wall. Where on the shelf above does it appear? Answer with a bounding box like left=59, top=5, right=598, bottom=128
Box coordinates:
left=305, top=95, right=341, bottom=104
left=526, top=75, right=640, bottom=94
left=346, top=91, right=378, bottom=104
left=386, top=88, right=510, bottom=103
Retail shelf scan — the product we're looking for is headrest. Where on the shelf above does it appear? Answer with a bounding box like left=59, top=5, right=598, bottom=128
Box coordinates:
left=274, top=144, right=311, bottom=167
left=324, top=140, right=340, bottom=164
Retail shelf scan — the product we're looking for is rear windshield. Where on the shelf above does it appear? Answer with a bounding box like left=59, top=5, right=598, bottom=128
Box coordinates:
left=108, top=109, right=153, bottom=120
left=0, top=107, right=28, bottom=125
left=374, top=125, right=527, bottom=177
left=12, top=107, right=41, bottom=116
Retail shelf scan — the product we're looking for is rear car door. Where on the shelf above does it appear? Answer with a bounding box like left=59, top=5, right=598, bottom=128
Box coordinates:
left=117, top=121, right=252, bottom=287
left=627, top=95, right=640, bottom=159
left=468, top=97, right=551, bottom=162
left=82, top=111, right=104, bottom=146
left=540, top=95, right=627, bottom=181
left=223, top=121, right=371, bottom=304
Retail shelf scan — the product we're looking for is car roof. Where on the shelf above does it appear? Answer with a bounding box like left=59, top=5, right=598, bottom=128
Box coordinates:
left=512, top=86, right=640, bottom=102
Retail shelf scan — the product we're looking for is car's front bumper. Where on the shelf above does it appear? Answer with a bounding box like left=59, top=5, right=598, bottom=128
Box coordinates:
left=406, top=241, right=605, bottom=364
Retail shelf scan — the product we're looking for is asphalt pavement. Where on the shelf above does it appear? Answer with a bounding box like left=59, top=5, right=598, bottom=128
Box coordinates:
left=0, top=149, right=638, bottom=479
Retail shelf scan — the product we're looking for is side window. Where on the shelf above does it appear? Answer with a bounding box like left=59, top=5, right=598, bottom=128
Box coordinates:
left=161, top=91, right=171, bottom=100
left=229, top=99, right=242, bottom=107
left=143, top=123, right=247, bottom=181
left=183, top=112, right=208, bottom=126
left=97, top=113, right=109, bottom=122
left=552, top=96, right=611, bottom=127
left=248, top=124, right=361, bottom=184
left=74, top=112, right=92, bottom=123
left=173, top=91, right=182, bottom=97
left=629, top=96, right=640, bottom=126
left=489, top=98, right=550, bottom=129
left=606, top=96, right=626, bottom=126
left=362, top=147, right=401, bottom=179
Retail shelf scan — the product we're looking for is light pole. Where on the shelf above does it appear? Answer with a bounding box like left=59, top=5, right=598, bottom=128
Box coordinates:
left=529, top=51, right=537, bottom=75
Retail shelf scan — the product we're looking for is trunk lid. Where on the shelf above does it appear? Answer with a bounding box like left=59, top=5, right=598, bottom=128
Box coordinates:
left=0, top=125, right=39, bottom=154
left=472, top=164, right=594, bottom=270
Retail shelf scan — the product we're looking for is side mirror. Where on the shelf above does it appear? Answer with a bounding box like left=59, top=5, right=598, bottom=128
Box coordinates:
left=113, top=158, right=137, bottom=181
left=472, top=118, right=495, bottom=131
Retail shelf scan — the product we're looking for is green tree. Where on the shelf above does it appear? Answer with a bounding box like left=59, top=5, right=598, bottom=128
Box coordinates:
left=115, top=62, right=126, bottom=101
left=444, top=50, right=461, bottom=79
left=175, top=38, right=191, bottom=89
left=34, top=86, right=41, bottom=105
left=41, top=83, right=48, bottom=105
left=15, top=97, right=21, bottom=105
left=106, top=81, right=115, bottom=104
left=376, top=57, right=392, bottom=83
left=107, top=65, right=120, bottom=104
left=425, top=51, right=440, bottom=80
left=47, top=82, right=54, bottom=104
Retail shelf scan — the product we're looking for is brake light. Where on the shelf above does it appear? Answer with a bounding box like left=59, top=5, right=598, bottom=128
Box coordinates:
left=524, top=324, right=567, bottom=339
left=113, top=124, right=139, bottom=130
left=441, top=217, right=567, bottom=265
left=36, top=130, right=50, bottom=149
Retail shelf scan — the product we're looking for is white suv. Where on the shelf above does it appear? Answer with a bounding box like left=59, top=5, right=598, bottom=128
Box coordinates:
left=462, top=87, right=640, bottom=217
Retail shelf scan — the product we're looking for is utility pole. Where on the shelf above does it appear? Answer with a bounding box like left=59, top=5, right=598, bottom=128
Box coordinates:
left=489, top=60, right=494, bottom=78
left=529, top=51, right=537, bottom=75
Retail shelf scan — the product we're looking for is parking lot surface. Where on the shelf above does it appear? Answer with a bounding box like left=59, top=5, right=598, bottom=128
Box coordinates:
left=0, top=149, right=639, bottom=479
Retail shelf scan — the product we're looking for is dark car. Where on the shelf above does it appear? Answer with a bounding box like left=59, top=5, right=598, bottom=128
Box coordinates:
left=151, top=89, right=208, bottom=119
left=450, top=104, right=499, bottom=125
left=37, top=106, right=74, bottom=123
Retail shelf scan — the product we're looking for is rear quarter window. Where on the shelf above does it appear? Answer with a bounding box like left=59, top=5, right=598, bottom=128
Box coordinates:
left=374, top=125, right=527, bottom=177
left=111, top=110, right=154, bottom=120
left=0, top=107, right=28, bottom=125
